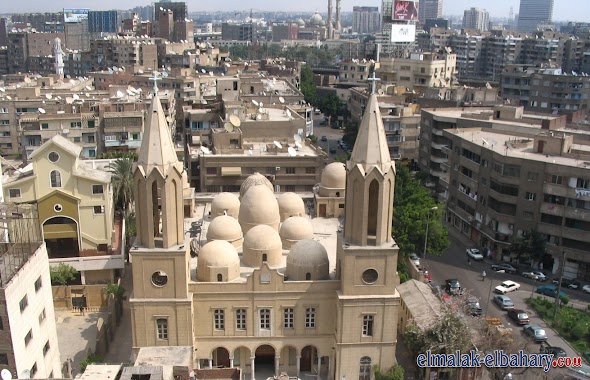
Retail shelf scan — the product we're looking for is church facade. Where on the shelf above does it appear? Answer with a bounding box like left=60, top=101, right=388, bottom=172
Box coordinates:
left=129, top=86, right=400, bottom=380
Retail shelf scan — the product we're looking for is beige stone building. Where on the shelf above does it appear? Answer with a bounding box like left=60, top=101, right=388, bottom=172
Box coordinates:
left=130, top=86, right=400, bottom=380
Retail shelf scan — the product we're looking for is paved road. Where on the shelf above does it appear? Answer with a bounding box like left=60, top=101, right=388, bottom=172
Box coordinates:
left=313, top=113, right=345, bottom=162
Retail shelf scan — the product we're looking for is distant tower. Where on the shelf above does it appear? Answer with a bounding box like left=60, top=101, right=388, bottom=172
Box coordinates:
left=327, top=0, right=334, bottom=39
left=335, top=0, right=342, bottom=32
left=53, top=37, right=64, bottom=79
left=509, top=6, right=514, bottom=21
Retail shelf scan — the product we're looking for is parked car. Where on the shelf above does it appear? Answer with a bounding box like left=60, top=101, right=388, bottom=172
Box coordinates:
left=409, top=253, right=420, bottom=267
left=491, top=263, right=517, bottom=274
left=523, top=324, right=548, bottom=343
left=507, top=309, right=529, bottom=325
left=495, top=280, right=521, bottom=294
left=493, top=294, right=515, bottom=310
left=329, top=147, right=337, bottom=154
left=582, top=284, right=590, bottom=294
left=314, top=109, right=321, bottom=115
left=522, top=271, right=547, bottom=281
left=445, top=279, right=463, bottom=295
left=319, top=119, right=327, bottom=126
left=540, top=343, right=567, bottom=358
left=320, top=136, right=328, bottom=142
left=466, top=248, right=484, bottom=261
left=552, top=278, right=580, bottom=289
left=466, top=296, right=483, bottom=316
left=536, top=285, right=568, bottom=299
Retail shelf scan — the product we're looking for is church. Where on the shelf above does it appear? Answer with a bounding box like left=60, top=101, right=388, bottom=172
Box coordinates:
left=129, top=80, right=400, bottom=380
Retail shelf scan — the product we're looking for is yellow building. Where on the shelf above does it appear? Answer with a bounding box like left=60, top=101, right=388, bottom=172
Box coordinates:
left=2, top=135, right=122, bottom=284
left=129, top=84, right=400, bottom=380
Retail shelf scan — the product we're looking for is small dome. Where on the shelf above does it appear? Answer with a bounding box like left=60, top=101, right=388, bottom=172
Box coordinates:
left=319, top=20, right=327, bottom=27
left=207, top=215, right=243, bottom=248
left=211, top=192, right=240, bottom=218
left=243, top=225, right=283, bottom=267
left=240, top=173, right=273, bottom=199
left=277, top=192, right=306, bottom=221
left=280, top=216, right=314, bottom=249
left=309, top=12, right=323, bottom=26
left=297, top=18, right=305, bottom=27
left=321, top=162, right=346, bottom=189
left=239, top=185, right=281, bottom=235
left=286, top=239, right=330, bottom=281
left=197, top=240, right=240, bottom=282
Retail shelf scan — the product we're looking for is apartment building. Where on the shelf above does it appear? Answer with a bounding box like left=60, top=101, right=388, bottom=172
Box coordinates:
left=339, top=59, right=372, bottom=86
left=462, top=8, right=489, bottom=32
left=89, top=36, right=158, bottom=71
left=0, top=205, right=62, bottom=378
left=377, top=52, right=457, bottom=92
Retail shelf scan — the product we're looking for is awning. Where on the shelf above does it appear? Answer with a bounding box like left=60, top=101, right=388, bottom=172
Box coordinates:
left=221, top=167, right=241, bottom=176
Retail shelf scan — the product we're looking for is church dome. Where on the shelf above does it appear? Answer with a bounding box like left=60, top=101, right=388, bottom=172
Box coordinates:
left=240, top=172, right=273, bottom=198
left=296, top=18, right=306, bottom=27
left=238, top=185, right=281, bottom=235
left=309, top=12, right=323, bottom=26
left=243, top=224, right=283, bottom=267
left=277, top=192, right=306, bottom=221
left=319, top=162, right=346, bottom=197
left=286, top=239, right=330, bottom=281
left=197, top=240, right=240, bottom=282
left=211, top=192, right=240, bottom=218
left=206, top=215, right=243, bottom=248
left=280, top=216, right=314, bottom=249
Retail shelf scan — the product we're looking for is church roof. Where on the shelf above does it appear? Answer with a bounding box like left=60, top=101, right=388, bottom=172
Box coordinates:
left=348, top=94, right=392, bottom=174
left=137, top=95, right=183, bottom=177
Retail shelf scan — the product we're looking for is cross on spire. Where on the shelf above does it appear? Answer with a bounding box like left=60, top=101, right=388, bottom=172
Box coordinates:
left=149, top=71, right=162, bottom=95
left=368, top=72, right=381, bottom=95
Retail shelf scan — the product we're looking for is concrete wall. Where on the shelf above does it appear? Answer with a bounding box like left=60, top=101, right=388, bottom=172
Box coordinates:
left=52, top=284, right=108, bottom=311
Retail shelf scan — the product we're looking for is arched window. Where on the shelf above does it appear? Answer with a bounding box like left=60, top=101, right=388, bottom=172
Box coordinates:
left=359, top=357, right=372, bottom=380
left=305, top=273, right=311, bottom=280
left=217, top=273, right=223, bottom=282
left=50, top=170, right=62, bottom=188
left=262, top=253, right=267, bottom=263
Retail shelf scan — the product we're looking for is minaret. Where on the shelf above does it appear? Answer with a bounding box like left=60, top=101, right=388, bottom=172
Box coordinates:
left=53, top=37, right=64, bottom=79
left=335, top=0, right=342, bottom=33
left=327, top=0, right=333, bottom=39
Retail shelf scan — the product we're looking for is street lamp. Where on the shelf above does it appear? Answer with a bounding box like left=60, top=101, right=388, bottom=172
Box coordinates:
left=423, top=206, right=438, bottom=261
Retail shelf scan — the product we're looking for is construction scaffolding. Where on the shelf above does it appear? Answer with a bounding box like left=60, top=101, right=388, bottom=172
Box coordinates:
left=0, top=203, right=43, bottom=287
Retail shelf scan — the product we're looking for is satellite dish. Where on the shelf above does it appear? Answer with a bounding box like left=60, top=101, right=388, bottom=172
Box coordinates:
left=45, top=93, right=52, bottom=99
left=256, top=114, right=262, bottom=120
left=73, top=94, right=80, bottom=100
left=224, top=122, right=234, bottom=132
left=293, top=134, right=302, bottom=143
left=248, top=150, right=253, bottom=156
left=201, top=146, right=211, bottom=154
left=38, top=108, right=46, bottom=114
left=201, top=69, right=207, bottom=73
left=295, top=141, right=303, bottom=149
left=279, top=96, right=285, bottom=104
left=65, top=97, right=73, bottom=104
left=85, top=85, right=92, bottom=91
left=273, top=141, right=283, bottom=149
left=0, top=87, right=5, bottom=92
left=24, top=77, right=31, bottom=84
left=20, top=370, right=30, bottom=380
left=252, top=99, right=259, bottom=106
left=201, top=99, right=208, bottom=105
left=127, top=89, right=134, bottom=96
left=116, top=90, right=125, bottom=98
left=288, top=147, right=297, bottom=156
left=162, top=71, right=169, bottom=78
left=229, top=115, right=241, bottom=128
left=5, top=96, right=11, bottom=100
left=209, top=71, right=214, bottom=77
left=1, top=369, right=13, bottom=380
left=286, top=109, right=292, bottom=119
left=260, top=102, right=263, bottom=108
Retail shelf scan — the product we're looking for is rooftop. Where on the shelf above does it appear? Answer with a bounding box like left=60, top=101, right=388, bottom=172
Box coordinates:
left=397, top=279, right=443, bottom=330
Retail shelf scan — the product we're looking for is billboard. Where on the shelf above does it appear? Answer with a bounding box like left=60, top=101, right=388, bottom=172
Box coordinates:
left=390, top=24, right=416, bottom=43
left=63, top=8, right=90, bottom=23
left=392, top=0, right=418, bottom=21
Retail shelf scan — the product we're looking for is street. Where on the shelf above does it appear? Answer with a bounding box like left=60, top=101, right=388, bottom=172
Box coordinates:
left=313, top=113, right=346, bottom=162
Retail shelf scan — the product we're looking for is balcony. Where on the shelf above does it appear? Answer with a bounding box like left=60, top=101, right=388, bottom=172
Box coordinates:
left=431, top=155, right=448, bottom=164
left=431, top=141, right=448, bottom=150
left=488, top=188, right=518, bottom=204
left=432, top=128, right=444, bottom=136
left=540, top=203, right=563, bottom=217
left=105, top=139, right=142, bottom=148
left=429, top=168, right=447, bottom=178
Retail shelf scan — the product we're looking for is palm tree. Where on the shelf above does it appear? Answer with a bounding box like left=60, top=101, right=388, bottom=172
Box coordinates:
left=108, top=158, right=134, bottom=213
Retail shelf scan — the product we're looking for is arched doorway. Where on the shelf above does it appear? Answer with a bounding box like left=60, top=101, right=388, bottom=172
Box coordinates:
left=280, top=346, right=298, bottom=375
left=232, top=346, right=250, bottom=372
left=212, top=347, right=230, bottom=368
left=255, top=344, right=275, bottom=378
left=300, top=345, right=318, bottom=372
left=43, top=216, right=79, bottom=259
left=359, top=356, right=371, bottom=380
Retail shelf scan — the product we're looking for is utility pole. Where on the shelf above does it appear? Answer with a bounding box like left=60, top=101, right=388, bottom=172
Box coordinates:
left=553, top=251, right=566, bottom=318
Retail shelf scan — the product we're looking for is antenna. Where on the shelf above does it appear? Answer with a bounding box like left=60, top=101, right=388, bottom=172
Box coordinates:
left=224, top=122, right=235, bottom=132
left=201, top=146, right=211, bottom=154
left=229, top=115, right=241, bottom=128
left=252, top=99, right=259, bottom=107
left=273, top=141, right=283, bottom=149
left=279, top=96, right=285, bottom=104
left=1, top=369, right=13, bottom=380
left=38, top=108, right=46, bottom=114
left=288, top=147, right=297, bottom=156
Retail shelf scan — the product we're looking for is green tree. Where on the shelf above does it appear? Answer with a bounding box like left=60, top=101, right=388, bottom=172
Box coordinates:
left=125, top=212, right=137, bottom=247
left=319, top=92, right=343, bottom=119
left=79, top=354, right=103, bottom=372
left=300, top=65, right=318, bottom=105
left=509, top=229, right=546, bottom=264
left=374, top=365, right=404, bottom=380
left=50, top=263, right=78, bottom=286
left=105, top=283, right=126, bottom=301
left=405, top=308, right=471, bottom=356
left=109, top=158, right=135, bottom=213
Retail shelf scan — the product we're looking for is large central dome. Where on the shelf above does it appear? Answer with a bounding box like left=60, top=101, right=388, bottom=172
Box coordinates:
left=240, top=173, right=273, bottom=198
left=309, top=11, right=323, bottom=26
left=238, top=185, right=281, bottom=235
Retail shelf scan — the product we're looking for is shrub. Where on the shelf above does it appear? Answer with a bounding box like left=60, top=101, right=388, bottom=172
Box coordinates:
left=79, top=354, right=103, bottom=372
left=50, top=263, right=78, bottom=286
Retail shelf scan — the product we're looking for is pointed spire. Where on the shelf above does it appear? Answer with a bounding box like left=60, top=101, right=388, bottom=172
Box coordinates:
left=348, top=93, right=392, bottom=174
left=137, top=95, right=183, bottom=177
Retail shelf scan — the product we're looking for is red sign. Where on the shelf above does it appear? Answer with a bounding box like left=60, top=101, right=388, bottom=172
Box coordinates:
left=393, top=0, right=418, bottom=21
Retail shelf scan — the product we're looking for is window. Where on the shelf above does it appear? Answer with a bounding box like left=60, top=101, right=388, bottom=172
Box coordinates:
left=306, top=167, right=315, bottom=174
left=70, top=121, right=82, bottom=128
left=48, top=151, right=59, bottom=162
left=34, top=276, right=42, bottom=292
left=229, top=139, right=239, bottom=145
left=50, top=170, right=62, bottom=187
left=0, top=316, right=3, bottom=330
left=92, top=184, right=104, bottom=194
left=214, top=309, right=225, bottom=330
left=88, top=149, right=96, bottom=158
left=20, top=295, right=28, bottom=312
left=0, top=354, right=7, bottom=365
left=525, top=192, right=536, bottom=201
left=156, top=318, right=168, bottom=339
left=286, top=167, right=296, bottom=174
left=43, top=341, right=50, bottom=356
left=206, top=167, right=217, bottom=175
left=24, top=329, right=32, bottom=346
left=551, top=175, right=563, bottom=185
left=362, top=315, right=374, bottom=337
left=260, top=309, right=271, bottom=330
left=236, top=309, right=246, bottom=330
left=93, top=206, right=105, bottom=214
left=305, top=307, right=316, bottom=328
left=74, top=137, right=81, bottom=143
left=360, top=357, right=372, bottom=380
left=9, top=188, right=21, bottom=198
left=39, top=308, right=46, bottom=324
left=42, top=123, right=49, bottom=129
left=528, top=172, right=539, bottom=181
left=88, top=120, right=95, bottom=128
left=217, top=273, right=223, bottom=282
left=283, top=308, right=294, bottom=329
left=30, top=363, right=37, bottom=377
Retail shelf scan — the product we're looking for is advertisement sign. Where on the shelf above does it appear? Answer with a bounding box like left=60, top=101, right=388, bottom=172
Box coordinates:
left=392, top=0, right=418, bottom=21
left=63, top=8, right=90, bottom=23
left=390, top=24, right=416, bottom=43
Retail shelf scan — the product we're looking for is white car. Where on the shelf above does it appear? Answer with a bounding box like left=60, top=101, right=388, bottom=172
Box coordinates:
left=522, top=271, right=547, bottom=281
left=583, top=285, right=590, bottom=294
left=409, top=253, right=420, bottom=267
left=495, top=280, right=521, bottom=294
left=466, top=248, right=484, bottom=261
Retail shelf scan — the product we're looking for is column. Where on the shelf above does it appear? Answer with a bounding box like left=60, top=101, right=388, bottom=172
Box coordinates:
left=296, top=356, right=301, bottom=378
left=250, top=357, right=256, bottom=380
left=230, top=357, right=234, bottom=368
left=80, top=270, right=86, bottom=285
left=317, top=355, right=321, bottom=378
left=209, top=358, right=213, bottom=369
left=197, top=360, right=201, bottom=370
left=328, top=355, right=332, bottom=380
left=275, top=356, right=280, bottom=377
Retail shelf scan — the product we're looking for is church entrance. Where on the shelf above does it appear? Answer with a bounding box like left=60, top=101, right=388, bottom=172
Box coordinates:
left=300, top=346, right=317, bottom=372
left=255, top=345, right=275, bottom=379
left=213, top=347, right=230, bottom=368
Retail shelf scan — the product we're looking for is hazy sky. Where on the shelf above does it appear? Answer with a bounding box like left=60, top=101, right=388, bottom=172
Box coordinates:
left=3, top=0, right=587, bottom=22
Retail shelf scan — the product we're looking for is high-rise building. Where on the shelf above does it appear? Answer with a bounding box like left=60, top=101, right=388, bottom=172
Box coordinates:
left=462, top=7, right=489, bottom=32
left=352, top=6, right=382, bottom=34
left=419, top=0, right=443, bottom=25
left=516, top=0, right=554, bottom=32
left=88, top=10, right=119, bottom=33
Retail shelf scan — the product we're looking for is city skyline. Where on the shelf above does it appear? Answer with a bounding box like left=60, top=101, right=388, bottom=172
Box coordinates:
left=0, top=0, right=588, bottom=22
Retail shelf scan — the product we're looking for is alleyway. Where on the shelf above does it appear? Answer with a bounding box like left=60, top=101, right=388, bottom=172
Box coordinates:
left=103, top=263, right=133, bottom=364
